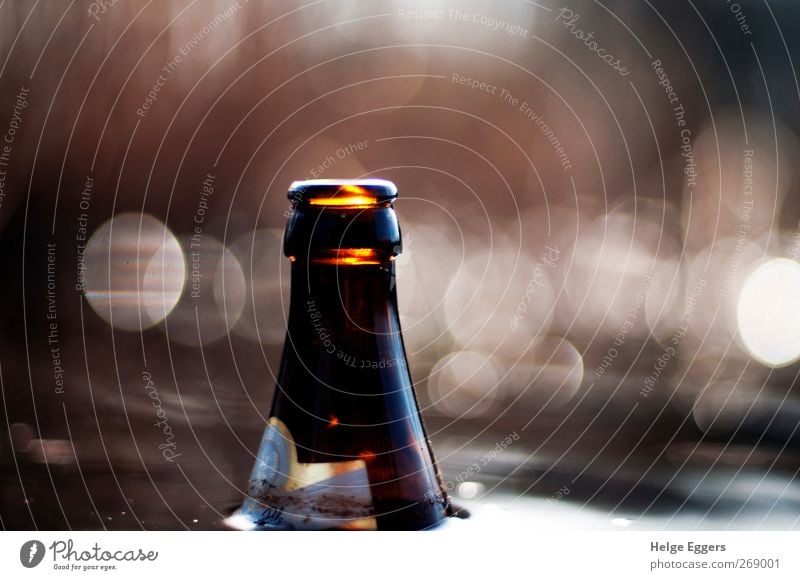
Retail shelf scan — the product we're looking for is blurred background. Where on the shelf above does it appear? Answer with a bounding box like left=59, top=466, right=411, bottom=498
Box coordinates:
left=2, top=0, right=800, bottom=530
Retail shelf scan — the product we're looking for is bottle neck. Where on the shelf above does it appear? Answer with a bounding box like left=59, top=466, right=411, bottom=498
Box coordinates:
left=288, top=261, right=399, bottom=337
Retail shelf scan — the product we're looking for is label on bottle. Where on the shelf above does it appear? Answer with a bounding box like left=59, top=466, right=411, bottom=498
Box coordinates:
left=239, top=417, right=377, bottom=530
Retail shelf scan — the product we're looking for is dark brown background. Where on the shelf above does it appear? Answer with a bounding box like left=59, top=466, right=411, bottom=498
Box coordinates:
left=1, top=0, right=799, bottom=530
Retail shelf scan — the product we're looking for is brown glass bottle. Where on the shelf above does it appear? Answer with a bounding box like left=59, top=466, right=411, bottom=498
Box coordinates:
left=229, top=179, right=450, bottom=530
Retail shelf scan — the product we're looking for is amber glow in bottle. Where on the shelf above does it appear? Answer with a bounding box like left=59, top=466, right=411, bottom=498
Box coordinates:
left=229, top=179, right=450, bottom=530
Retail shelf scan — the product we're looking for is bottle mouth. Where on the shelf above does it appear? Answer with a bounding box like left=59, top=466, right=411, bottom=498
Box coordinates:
left=288, top=179, right=397, bottom=208
left=284, top=179, right=402, bottom=266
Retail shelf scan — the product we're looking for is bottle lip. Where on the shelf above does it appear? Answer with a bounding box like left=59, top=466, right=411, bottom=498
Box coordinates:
left=288, top=179, right=397, bottom=207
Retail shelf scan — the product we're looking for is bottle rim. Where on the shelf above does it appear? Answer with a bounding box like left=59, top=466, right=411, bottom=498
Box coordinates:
left=288, top=179, right=397, bottom=207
